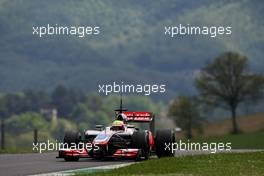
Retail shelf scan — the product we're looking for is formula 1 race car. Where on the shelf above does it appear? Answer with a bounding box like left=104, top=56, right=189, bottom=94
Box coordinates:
left=57, top=101, right=175, bottom=161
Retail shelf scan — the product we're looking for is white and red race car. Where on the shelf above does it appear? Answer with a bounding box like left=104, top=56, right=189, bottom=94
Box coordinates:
left=57, top=110, right=175, bottom=161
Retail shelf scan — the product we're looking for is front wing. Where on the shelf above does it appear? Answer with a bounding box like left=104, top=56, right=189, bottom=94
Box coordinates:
left=57, top=148, right=140, bottom=159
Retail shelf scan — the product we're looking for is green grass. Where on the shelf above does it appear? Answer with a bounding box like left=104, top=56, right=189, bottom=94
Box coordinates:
left=191, top=131, right=264, bottom=149
left=76, top=152, right=264, bottom=176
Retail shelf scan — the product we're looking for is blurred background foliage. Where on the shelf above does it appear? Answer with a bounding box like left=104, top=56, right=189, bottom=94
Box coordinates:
left=0, top=86, right=165, bottom=149
left=0, top=0, right=263, bottom=100
left=0, top=0, right=263, bottom=150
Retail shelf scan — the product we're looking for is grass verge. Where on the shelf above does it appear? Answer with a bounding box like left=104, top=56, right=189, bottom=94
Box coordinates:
left=191, top=131, right=264, bottom=149
left=76, top=152, right=264, bottom=176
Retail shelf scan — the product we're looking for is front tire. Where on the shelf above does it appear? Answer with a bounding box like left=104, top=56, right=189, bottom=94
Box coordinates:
left=63, top=131, right=81, bottom=161
left=63, top=131, right=81, bottom=146
left=132, top=131, right=150, bottom=160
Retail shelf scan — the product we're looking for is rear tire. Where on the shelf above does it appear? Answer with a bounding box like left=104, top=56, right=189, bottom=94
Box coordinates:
left=155, top=130, right=175, bottom=158
left=132, top=131, right=150, bottom=160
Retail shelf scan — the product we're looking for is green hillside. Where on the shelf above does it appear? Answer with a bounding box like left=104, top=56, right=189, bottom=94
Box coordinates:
left=0, top=0, right=263, bottom=100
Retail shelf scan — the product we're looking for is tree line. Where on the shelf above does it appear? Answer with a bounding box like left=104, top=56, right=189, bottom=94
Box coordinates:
left=169, top=52, right=264, bottom=138
left=1, top=51, right=264, bottom=145
left=0, top=85, right=84, bottom=120
left=0, top=87, right=163, bottom=149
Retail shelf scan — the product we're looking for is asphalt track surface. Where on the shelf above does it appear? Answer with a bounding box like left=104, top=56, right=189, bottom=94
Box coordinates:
left=0, top=152, right=133, bottom=176
left=0, top=150, right=262, bottom=176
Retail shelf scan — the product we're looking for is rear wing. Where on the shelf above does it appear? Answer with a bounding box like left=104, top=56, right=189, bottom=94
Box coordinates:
left=123, top=111, right=153, bottom=122
left=123, top=111, right=155, bottom=133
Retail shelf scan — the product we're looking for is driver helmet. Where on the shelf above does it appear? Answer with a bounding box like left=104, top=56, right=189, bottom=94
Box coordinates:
left=111, top=120, right=125, bottom=131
